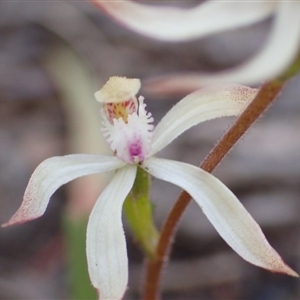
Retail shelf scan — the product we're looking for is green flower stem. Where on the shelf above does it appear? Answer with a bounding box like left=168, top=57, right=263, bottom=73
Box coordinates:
left=63, top=217, right=97, bottom=300
left=124, top=167, right=159, bottom=258
left=142, top=80, right=287, bottom=300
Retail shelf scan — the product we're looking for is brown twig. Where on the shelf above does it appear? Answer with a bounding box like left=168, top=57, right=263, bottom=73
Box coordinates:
left=142, top=80, right=284, bottom=300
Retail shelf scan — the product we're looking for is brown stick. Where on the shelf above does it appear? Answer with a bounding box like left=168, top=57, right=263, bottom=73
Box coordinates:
left=142, top=80, right=284, bottom=300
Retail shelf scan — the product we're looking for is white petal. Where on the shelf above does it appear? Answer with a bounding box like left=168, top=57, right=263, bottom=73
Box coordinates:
left=3, top=154, right=125, bottom=227
left=150, top=84, right=257, bottom=156
left=92, top=1, right=276, bottom=41
left=86, top=165, right=137, bottom=300
left=143, top=157, right=298, bottom=276
left=144, top=2, right=300, bottom=91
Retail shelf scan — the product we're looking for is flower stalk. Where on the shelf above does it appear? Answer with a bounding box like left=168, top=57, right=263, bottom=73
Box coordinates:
left=142, top=79, right=285, bottom=300
left=123, top=167, right=159, bottom=258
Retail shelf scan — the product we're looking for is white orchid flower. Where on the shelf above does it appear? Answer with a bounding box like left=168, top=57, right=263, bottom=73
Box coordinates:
left=3, top=77, right=297, bottom=299
left=92, top=1, right=300, bottom=89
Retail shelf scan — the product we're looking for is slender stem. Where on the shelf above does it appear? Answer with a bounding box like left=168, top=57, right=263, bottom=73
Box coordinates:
left=123, top=167, right=159, bottom=258
left=142, top=80, right=284, bottom=300
left=63, top=217, right=97, bottom=300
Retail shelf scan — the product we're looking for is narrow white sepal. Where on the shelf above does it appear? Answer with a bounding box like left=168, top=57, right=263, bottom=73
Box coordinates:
left=221, top=1, right=300, bottom=84
left=143, top=2, right=300, bottom=90
left=86, top=165, right=137, bottom=300
left=143, top=157, right=298, bottom=277
left=150, top=85, right=257, bottom=156
left=92, top=0, right=275, bottom=41
left=2, top=154, right=125, bottom=227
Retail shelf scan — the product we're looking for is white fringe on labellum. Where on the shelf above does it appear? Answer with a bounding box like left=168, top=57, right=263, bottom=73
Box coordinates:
left=101, top=97, right=154, bottom=163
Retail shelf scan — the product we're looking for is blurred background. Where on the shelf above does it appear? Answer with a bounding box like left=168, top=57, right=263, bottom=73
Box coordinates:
left=0, top=1, right=300, bottom=299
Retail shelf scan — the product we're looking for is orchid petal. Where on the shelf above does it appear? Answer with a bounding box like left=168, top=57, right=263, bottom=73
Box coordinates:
left=86, top=165, right=137, bottom=300
left=143, top=157, right=298, bottom=276
left=144, top=2, right=300, bottom=92
left=150, top=84, right=257, bottom=156
left=3, top=154, right=125, bottom=227
left=92, top=0, right=276, bottom=42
